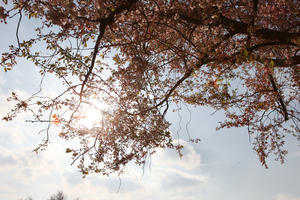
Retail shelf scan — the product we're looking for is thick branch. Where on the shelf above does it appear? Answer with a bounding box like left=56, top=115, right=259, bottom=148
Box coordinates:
left=79, top=24, right=104, bottom=98
left=220, top=14, right=299, bottom=43
left=79, top=0, right=138, bottom=98
left=268, top=74, right=289, bottom=121
left=269, top=55, right=300, bottom=68
left=215, top=41, right=299, bottom=68
left=177, top=7, right=300, bottom=44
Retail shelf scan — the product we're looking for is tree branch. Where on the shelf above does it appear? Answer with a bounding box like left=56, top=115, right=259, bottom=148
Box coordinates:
left=16, top=9, right=22, bottom=49
left=150, top=55, right=209, bottom=111
left=79, top=0, right=138, bottom=99
left=79, top=23, right=104, bottom=99
left=177, top=7, right=300, bottom=44
left=268, top=74, right=289, bottom=121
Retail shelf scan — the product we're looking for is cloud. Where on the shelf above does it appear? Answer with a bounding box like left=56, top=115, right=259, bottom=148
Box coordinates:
left=0, top=85, right=208, bottom=200
left=56, top=140, right=207, bottom=200
left=160, top=168, right=206, bottom=190
left=88, top=175, right=142, bottom=194
left=64, top=171, right=83, bottom=186
left=0, top=147, right=44, bottom=180
left=0, top=146, right=23, bottom=169
left=276, top=194, right=300, bottom=200
left=151, top=140, right=201, bottom=171
left=0, top=137, right=73, bottom=182
left=0, top=136, right=78, bottom=199
left=0, top=152, right=17, bottom=168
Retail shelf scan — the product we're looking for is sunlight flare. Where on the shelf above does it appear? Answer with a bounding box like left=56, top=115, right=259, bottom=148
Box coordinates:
left=77, top=101, right=107, bottom=129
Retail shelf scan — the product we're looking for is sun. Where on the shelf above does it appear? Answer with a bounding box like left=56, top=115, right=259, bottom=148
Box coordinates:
left=78, top=108, right=102, bottom=129
left=77, top=101, right=107, bottom=129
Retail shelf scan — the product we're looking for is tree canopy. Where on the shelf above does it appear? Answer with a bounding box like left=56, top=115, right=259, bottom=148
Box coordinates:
left=1, top=0, right=299, bottom=175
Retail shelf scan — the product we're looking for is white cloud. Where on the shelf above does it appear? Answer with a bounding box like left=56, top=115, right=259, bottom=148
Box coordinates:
left=0, top=86, right=209, bottom=200
left=0, top=147, right=47, bottom=180
left=151, top=139, right=201, bottom=171
left=276, top=194, right=300, bottom=200
left=54, top=140, right=207, bottom=200
left=0, top=150, right=17, bottom=168
left=159, top=168, right=207, bottom=190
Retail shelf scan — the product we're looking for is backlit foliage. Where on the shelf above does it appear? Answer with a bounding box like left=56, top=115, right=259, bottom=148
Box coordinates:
left=1, top=0, right=299, bottom=175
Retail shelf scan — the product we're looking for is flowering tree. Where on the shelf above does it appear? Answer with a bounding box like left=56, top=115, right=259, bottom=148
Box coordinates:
left=1, top=0, right=299, bottom=175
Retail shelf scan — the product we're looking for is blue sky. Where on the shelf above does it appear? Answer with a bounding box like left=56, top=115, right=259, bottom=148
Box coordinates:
left=0, top=9, right=300, bottom=200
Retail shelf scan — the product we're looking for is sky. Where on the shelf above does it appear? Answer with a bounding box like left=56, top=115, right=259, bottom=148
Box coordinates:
left=1, top=7, right=300, bottom=200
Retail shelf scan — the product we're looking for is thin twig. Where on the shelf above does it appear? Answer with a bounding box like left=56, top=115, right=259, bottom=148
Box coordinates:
left=16, top=10, right=22, bottom=49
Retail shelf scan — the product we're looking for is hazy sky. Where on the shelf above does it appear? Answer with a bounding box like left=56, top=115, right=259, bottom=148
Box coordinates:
left=0, top=8, right=300, bottom=200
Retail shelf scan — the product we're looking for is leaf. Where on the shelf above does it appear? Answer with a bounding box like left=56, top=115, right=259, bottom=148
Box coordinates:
left=29, top=12, right=38, bottom=19
left=83, top=170, right=88, bottom=175
left=65, top=148, right=72, bottom=153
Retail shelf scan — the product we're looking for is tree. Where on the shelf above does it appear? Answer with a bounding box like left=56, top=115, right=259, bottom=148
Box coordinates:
left=49, top=191, right=66, bottom=200
left=18, top=191, right=79, bottom=200
left=1, top=0, right=299, bottom=175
